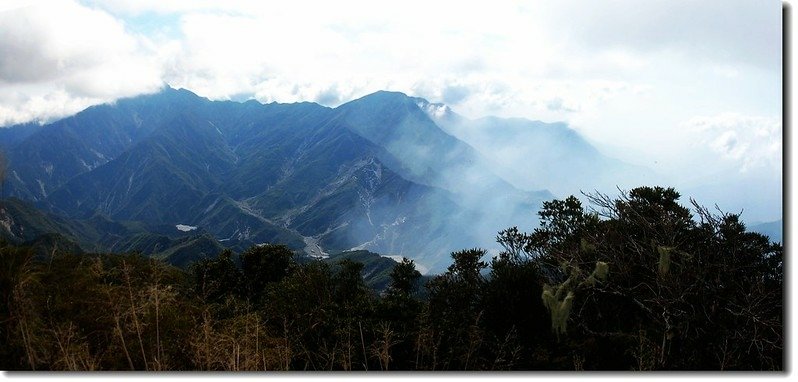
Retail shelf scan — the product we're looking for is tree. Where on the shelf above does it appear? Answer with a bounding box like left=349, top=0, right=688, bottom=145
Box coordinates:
left=378, top=258, right=423, bottom=370
left=504, top=186, right=783, bottom=370
left=447, top=248, right=488, bottom=286
left=332, top=259, right=369, bottom=307
left=190, top=250, right=241, bottom=304
left=420, top=249, right=489, bottom=369
left=240, top=244, right=295, bottom=302
left=386, top=257, right=422, bottom=298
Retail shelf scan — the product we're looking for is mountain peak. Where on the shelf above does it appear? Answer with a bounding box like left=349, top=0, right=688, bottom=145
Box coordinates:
left=340, top=91, right=454, bottom=122
left=107, top=85, right=207, bottom=112
left=412, top=97, right=454, bottom=122
left=155, top=85, right=203, bottom=101
left=354, top=92, right=456, bottom=124
left=347, top=90, right=416, bottom=106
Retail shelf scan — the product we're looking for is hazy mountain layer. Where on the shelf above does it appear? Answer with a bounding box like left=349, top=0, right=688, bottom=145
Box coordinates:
left=2, top=88, right=564, bottom=271
left=1, top=86, right=653, bottom=271
left=417, top=99, right=655, bottom=197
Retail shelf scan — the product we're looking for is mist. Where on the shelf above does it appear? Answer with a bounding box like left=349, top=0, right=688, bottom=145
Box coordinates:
left=338, top=94, right=781, bottom=273
left=335, top=93, right=553, bottom=273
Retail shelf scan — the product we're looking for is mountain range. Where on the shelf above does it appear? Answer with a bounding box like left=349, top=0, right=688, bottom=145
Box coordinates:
left=0, top=87, right=644, bottom=272
left=415, top=99, right=657, bottom=196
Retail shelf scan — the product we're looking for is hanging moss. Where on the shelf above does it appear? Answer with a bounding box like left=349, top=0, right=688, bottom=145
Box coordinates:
left=542, top=285, right=556, bottom=310
left=553, top=291, right=575, bottom=337
left=541, top=261, right=610, bottom=339
left=657, top=246, right=673, bottom=276
left=594, top=261, right=609, bottom=280
left=541, top=285, right=574, bottom=338
left=580, top=238, right=596, bottom=254
left=582, top=261, right=610, bottom=287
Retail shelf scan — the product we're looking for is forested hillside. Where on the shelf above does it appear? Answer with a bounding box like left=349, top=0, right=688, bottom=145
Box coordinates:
left=0, top=187, right=782, bottom=371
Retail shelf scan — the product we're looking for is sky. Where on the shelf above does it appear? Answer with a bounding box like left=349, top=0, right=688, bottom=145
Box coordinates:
left=0, top=0, right=784, bottom=221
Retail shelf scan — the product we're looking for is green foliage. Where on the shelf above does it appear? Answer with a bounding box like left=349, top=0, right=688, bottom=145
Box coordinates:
left=332, top=259, right=369, bottom=306
left=240, top=244, right=295, bottom=301
left=532, top=196, right=600, bottom=254
left=325, top=250, right=400, bottom=291
left=481, top=256, right=548, bottom=368
left=496, top=226, right=533, bottom=261
left=190, top=249, right=241, bottom=304
left=387, top=257, right=422, bottom=297
left=447, top=248, right=488, bottom=285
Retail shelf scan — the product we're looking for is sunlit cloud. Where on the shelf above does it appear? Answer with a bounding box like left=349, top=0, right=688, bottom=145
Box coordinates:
left=686, top=113, right=781, bottom=173
left=0, top=0, right=163, bottom=125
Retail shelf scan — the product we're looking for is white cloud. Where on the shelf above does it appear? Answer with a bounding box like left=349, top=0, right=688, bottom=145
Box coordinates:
left=0, top=87, right=104, bottom=126
left=1, top=0, right=781, bottom=125
left=0, top=0, right=163, bottom=125
left=685, top=113, right=782, bottom=173
left=535, top=0, right=782, bottom=70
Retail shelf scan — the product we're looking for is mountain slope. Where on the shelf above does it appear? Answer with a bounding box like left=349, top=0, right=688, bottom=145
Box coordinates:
left=337, top=91, right=551, bottom=203
left=47, top=111, right=238, bottom=221
left=0, top=198, right=224, bottom=263
left=1, top=89, right=477, bottom=270
left=2, top=87, right=581, bottom=272
left=0, top=122, right=41, bottom=152
left=1, top=198, right=88, bottom=245
left=332, top=92, right=552, bottom=265
left=5, top=89, right=211, bottom=201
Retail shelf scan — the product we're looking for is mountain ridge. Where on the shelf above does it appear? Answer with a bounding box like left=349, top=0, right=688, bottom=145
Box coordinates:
left=0, top=86, right=627, bottom=272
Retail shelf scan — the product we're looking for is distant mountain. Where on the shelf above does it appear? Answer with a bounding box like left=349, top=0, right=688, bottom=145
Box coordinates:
left=0, top=198, right=223, bottom=263
left=338, top=91, right=550, bottom=204
left=5, top=89, right=203, bottom=201
left=5, top=87, right=637, bottom=271
left=0, top=122, right=41, bottom=152
left=750, top=219, right=783, bottom=244
left=331, top=92, right=552, bottom=268
left=417, top=98, right=654, bottom=197
left=323, top=250, right=403, bottom=291
left=1, top=197, right=86, bottom=246
left=1, top=88, right=532, bottom=271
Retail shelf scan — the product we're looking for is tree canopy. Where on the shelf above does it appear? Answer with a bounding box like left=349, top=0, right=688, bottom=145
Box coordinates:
left=0, top=186, right=783, bottom=370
